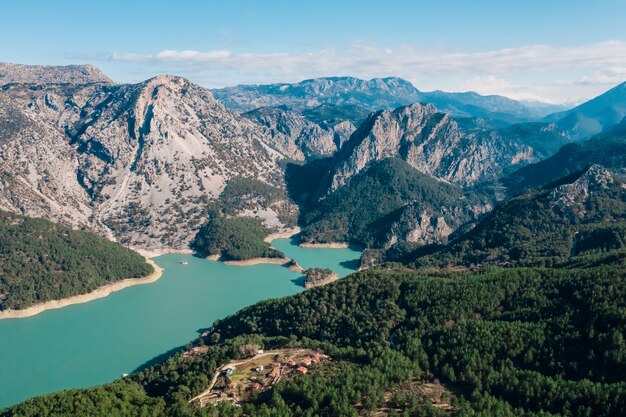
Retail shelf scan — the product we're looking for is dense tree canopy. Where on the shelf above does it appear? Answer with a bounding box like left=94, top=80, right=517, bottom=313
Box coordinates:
left=191, top=216, right=284, bottom=261
left=0, top=211, right=153, bottom=310
left=298, top=158, right=481, bottom=247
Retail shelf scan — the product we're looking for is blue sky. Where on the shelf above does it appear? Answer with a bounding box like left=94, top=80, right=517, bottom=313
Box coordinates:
left=3, top=0, right=626, bottom=103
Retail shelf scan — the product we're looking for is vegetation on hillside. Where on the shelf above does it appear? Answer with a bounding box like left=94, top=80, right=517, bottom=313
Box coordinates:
left=504, top=133, right=626, bottom=194
left=0, top=211, right=153, bottom=311
left=297, top=158, right=482, bottom=247
left=402, top=166, right=626, bottom=269
left=191, top=216, right=284, bottom=261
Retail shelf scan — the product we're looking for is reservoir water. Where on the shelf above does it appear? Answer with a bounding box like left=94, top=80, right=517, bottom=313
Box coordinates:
left=0, top=238, right=361, bottom=409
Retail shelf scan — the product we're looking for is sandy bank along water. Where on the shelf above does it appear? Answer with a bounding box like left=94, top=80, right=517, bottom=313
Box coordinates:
left=299, top=242, right=349, bottom=249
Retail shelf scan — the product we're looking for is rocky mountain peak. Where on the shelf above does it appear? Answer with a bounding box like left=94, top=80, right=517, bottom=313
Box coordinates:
left=328, top=102, right=461, bottom=190
left=0, top=62, right=113, bottom=85
left=0, top=73, right=291, bottom=249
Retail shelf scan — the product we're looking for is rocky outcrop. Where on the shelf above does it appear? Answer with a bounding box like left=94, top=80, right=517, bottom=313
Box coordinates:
left=243, top=106, right=347, bottom=160
left=549, top=164, right=615, bottom=220
left=0, top=69, right=290, bottom=249
left=327, top=103, right=559, bottom=190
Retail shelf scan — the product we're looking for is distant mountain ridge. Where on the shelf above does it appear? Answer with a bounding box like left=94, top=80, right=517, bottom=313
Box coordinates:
left=0, top=62, right=112, bottom=85
left=212, top=76, right=564, bottom=123
left=544, top=81, right=626, bottom=140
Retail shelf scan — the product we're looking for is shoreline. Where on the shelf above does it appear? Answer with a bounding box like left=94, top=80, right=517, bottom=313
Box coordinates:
left=0, top=257, right=163, bottom=320
left=264, top=226, right=301, bottom=243
left=299, top=242, right=349, bottom=249
left=134, top=247, right=194, bottom=259
left=222, top=257, right=292, bottom=267
left=0, top=231, right=351, bottom=320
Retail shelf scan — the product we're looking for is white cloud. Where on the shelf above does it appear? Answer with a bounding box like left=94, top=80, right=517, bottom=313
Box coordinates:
left=107, top=41, right=626, bottom=103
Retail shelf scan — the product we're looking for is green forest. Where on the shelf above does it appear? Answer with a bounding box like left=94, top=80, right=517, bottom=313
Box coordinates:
left=191, top=216, right=284, bottom=261
left=4, top=162, right=626, bottom=415
left=0, top=211, right=153, bottom=311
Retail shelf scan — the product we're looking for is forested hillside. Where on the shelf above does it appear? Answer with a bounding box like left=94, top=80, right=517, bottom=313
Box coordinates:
left=504, top=132, right=626, bottom=194
left=402, top=165, right=626, bottom=269
left=297, top=158, right=485, bottom=247
left=0, top=211, right=153, bottom=310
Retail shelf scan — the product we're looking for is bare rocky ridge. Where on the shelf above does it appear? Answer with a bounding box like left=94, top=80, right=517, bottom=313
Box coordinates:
left=0, top=69, right=290, bottom=249
left=384, top=201, right=489, bottom=248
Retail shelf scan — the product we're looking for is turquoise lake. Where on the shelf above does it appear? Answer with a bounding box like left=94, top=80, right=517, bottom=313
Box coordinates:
left=0, top=238, right=361, bottom=409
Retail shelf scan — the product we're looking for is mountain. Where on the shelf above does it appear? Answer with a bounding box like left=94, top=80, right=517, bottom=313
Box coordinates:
left=213, top=76, right=568, bottom=125
left=504, top=128, right=626, bottom=194
left=211, top=76, right=421, bottom=112
left=0, top=65, right=292, bottom=249
left=0, top=62, right=112, bottom=85
left=0, top=210, right=153, bottom=311
left=296, top=158, right=487, bottom=248
left=323, top=103, right=566, bottom=190
left=544, top=81, right=626, bottom=140
left=420, top=90, right=546, bottom=124
left=407, top=165, right=626, bottom=268
left=242, top=105, right=354, bottom=160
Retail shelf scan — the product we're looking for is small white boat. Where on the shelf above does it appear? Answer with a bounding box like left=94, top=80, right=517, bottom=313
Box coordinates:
left=122, top=373, right=129, bottom=378
left=180, top=260, right=189, bottom=265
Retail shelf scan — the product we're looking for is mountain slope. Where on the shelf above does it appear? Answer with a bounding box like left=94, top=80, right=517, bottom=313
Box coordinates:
left=298, top=158, right=486, bottom=247
left=421, top=90, right=541, bottom=123
left=213, top=76, right=566, bottom=124
left=0, top=62, right=112, bottom=85
left=504, top=129, right=626, bottom=194
left=211, top=76, right=421, bottom=112
left=1, top=68, right=291, bottom=249
left=325, top=103, right=563, bottom=190
left=242, top=106, right=352, bottom=160
left=409, top=165, right=626, bottom=268
left=544, top=81, right=626, bottom=140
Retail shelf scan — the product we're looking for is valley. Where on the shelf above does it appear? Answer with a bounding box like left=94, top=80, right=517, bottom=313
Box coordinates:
left=1, top=57, right=626, bottom=417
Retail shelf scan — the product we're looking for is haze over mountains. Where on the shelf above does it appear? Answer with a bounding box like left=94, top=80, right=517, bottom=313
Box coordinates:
left=1, top=61, right=626, bottom=256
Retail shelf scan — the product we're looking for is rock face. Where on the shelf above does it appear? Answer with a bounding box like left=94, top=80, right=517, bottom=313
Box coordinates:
left=549, top=164, right=614, bottom=220
left=243, top=106, right=355, bottom=160
left=0, top=68, right=289, bottom=249
left=384, top=202, right=487, bottom=248
left=0, top=62, right=112, bottom=85
left=327, top=103, right=557, bottom=190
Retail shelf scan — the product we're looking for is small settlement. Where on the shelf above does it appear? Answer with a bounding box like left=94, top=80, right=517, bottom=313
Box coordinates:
left=189, top=348, right=329, bottom=407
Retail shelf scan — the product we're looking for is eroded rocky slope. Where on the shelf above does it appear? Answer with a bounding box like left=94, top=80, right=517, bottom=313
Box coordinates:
left=0, top=66, right=291, bottom=249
